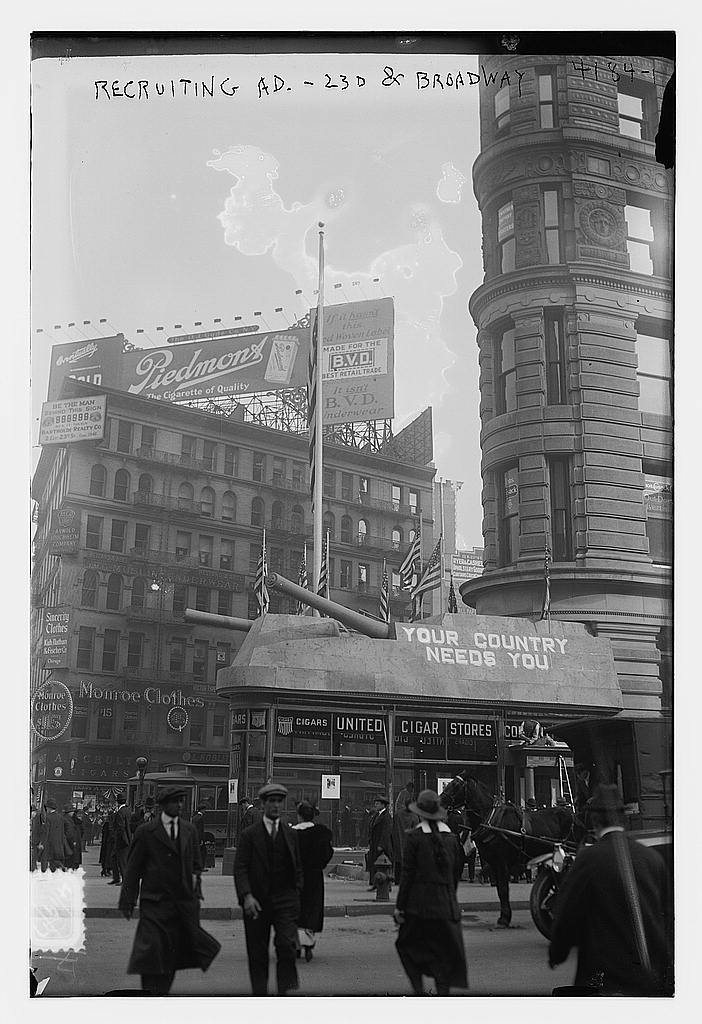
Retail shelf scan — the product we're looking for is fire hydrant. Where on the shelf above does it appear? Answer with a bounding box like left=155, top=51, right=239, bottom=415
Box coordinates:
left=372, top=853, right=393, bottom=901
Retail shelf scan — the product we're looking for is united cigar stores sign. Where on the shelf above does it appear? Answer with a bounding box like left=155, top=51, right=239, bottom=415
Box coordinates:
left=276, top=711, right=332, bottom=738
left=396, top=716, right=498, bottom=760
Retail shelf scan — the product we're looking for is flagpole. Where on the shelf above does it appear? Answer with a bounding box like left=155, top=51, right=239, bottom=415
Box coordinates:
left=438, top=479, right=445, bottom=620
left=312, top=223, right=325, bottom=616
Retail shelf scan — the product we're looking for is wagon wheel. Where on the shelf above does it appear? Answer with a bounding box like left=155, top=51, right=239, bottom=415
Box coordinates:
left=529, top=868, right=559, bottom=939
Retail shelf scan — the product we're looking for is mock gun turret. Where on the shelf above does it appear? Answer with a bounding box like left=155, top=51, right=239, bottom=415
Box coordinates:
left=183, top=609, right=255, bottom=631
left=266, top=573, right=391, bottom=639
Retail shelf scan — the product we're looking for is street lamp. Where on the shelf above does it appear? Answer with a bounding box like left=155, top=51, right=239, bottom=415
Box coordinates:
left=136, top=755, right=149, bottom=805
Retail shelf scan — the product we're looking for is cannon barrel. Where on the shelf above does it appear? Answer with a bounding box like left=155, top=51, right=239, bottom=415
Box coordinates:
left=266, top=573, right=391, bottom=640
left=183, top=608, right=254, bottom=631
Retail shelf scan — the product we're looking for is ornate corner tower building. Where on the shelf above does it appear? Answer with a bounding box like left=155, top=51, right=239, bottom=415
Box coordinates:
left=460, top=53, right=674, bottom=828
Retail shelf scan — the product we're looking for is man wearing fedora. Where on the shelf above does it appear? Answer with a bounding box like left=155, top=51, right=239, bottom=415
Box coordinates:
left=234, top=782, right=303, bottom=996
left=367, top=795, right=393, bottom=890
left=118, top=785, right=221, bottom=995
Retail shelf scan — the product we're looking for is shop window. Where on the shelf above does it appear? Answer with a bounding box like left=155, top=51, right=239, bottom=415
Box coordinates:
left=537, top=68, right=556, bottom=128
left=76, top=626, right=95, bottom=670
left=86, top=515, right=103, bottom=550
left=497, top=201, right=515, bottom=273
left=498, top=465, right=519, bottom=567
left=89, top=464, right=106, bottom=497
left=81, top=570, right=98, bottom=607
left=222, top=491, right=236, bottom=522
left=101, top=628, right=120, bottom=672
left=548, top=456, right=574, bottom=561
left=169, top=637, right=187, bottom=673
left=494, top=324, right=517, bottom=415
left=251, top=497, right=264, bottom=528
left=105, top=573, right=122, bottom=611
left=131, top=577, right=146, bottom=610
left=110, top=520, right=127, bottom=553
left=545, top=309, right=568, bottom=405
left=97, top=707, right=114, bottom=740
left=127, top=632, right=144, bottom=669
left=193, top=640, right=209, bottom=681
left=494, top=82, right=510, bottom=131
left=340, top=515, right=353, bottom=544
left=113, top=468, right=130, bottom=501
left=253, top=452, right=265, bottom=482
left=224, top=445, right=239, bottom=477
left=643, top=464, right=672, bottom=565
left=636, top=320, right=672, bottom=416
left=201, top=487, right=215, bottom=518
left=116, top=420, right=133, bottom=454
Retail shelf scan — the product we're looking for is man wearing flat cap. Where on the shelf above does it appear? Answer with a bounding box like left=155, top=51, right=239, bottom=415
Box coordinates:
left=234, top=782, right=303, bottom=995
left=549, top=784, right=673, bottom=995
left=118, top=785, right=221, bottom=995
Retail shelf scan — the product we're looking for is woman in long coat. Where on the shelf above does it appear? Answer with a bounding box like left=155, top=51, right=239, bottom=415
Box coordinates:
left=99, top=811, right=113, bottom=876
left=392, top=798, right=419, bottom=880
left=393, top=789, right=468, bottom=996
left=292, top=801, right=334, bottom=962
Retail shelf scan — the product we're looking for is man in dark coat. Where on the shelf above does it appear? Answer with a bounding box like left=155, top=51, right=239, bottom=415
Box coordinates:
left=549, top=784, right=673, bottom=995
left=111, top=794, right=132, bottom=885
left=38, top=798, right=67, bottom=872
left=234, top=782, right=304, bottom=996
left=62, top=805, right=82, bottom=868
left=239, top=796, right=259, bottom=831
left=367, top=795, right=393, bottom=888
left=119, top=785, right=221, bottom=995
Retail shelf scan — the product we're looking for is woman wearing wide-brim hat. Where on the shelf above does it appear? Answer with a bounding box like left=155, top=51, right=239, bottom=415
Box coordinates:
left=393, top=789, right=468, bottom=996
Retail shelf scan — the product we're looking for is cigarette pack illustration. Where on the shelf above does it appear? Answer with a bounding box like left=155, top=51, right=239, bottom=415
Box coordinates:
left=264, top=335, right=300, bottom=385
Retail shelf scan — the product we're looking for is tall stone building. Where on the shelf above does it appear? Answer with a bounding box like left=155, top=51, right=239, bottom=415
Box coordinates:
left=460, top=53, right=674, bottom=828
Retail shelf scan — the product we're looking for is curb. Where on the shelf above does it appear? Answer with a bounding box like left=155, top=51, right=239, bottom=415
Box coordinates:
left=84, top=900, right=531, bottom=920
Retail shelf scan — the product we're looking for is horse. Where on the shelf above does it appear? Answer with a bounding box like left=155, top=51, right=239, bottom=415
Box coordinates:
left=440, top=771, right=581, bottom=928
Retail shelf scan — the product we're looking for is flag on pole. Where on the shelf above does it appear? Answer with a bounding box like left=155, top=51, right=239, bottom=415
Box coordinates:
left=296, top=543, right=308, bottom=615
left=409, top=594, right=421, bottom=623
left=412, top=536, right=442, bottom=601
left=399, top=523, right=421, bottom=590
left=317, top=530, right=329, bottom=600
left=540, top=537, right=551, bottom=621
left=379, top=559, right=390, bottom=623
left=307, top=313, right=319, bottom=519
left=254, top=528, right=269, bottom=617
left=448, top=574, right=459, bottom=614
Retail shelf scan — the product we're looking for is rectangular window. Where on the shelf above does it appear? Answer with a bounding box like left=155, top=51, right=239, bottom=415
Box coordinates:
left=220, top=539, right=235, bottom=571
left=617, top=85, right=654, bottom=140
left=548, top=457, right=574, bottom=561
left=358, top=563, right=369, bottom=591
left=272, top=457, right=286, bottom=485
left=175, top=530, right=191, bottom=558
left=498, top=201, right=515, bottom=273
left=543, top=190, right=560, bottom=264
left=249, top=543, right=259, bottom=573
left=328, top=558, right=335, bottom=589
left=392, top=484, right=402, bottom=511
left=134, top=523, right=150, bottom=556
left=86, top=514, right=103, bottom=550
left=193, top=640, right=208, bottom=681
left=358, top=476, right=369, bottom=502
left=636, top=322, right=671, bottom=416
left=625, top=204, right=655, bottom=275
left=195, top=586, right=211, bottom=612
left=102, top=628, right=120, bottom=672
left=127, top=632, right=144, bottom=669
left=169, top=637, right=187, bottom=672
left=392, top=571, right=401, bottom=591
left=341, top=472, right=353, bottom=502
left=269, top=547, right=285, bottom=572
left=76, top=626, right=95, bottom=670
left=494, top=83, right=510, bottom=131
left=110, top=519, right=127, bottom=553
left=495, top=326, right=517, bottom=415
left=224, top=446, right=239, bottom=477
left=172, top=584, right=187, bottom=614
left=217, top=589, right=232, bottom=616
left=190, top=709, right=205, bottom=746
left=409, top=489, right=420, bottom=515
left=498, top=466, right=520, bottom=567
left=202, top=440, right=216, bottom=471
left=97, top=708, right=114, bottom=740
left=340, top=560, right=352, bottom=589
left=252, top=452, right=265, bottom=482
left=198, top=535, right=213, bottom=567
left=643, top=467, right=672, bottom=565
left=538, top=70, right=556, bottom=128
left=141, top=425, right=156, bottom=452
left=122, top=709, right=138, bottom=742
left=213, top=714, right=225, bottom=738
left=323, top=468, right=335, bottom=498
left=545, top=309, right=568, bottom=404
left=181, top=435, right=196, bottom=460
left=587, top=156, right=611, bottom=177
left=116, top=420, right=132, bottom=454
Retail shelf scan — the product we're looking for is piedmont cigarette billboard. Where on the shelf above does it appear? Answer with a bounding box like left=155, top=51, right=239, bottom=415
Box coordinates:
left=39, top=395, right=107, bottom=445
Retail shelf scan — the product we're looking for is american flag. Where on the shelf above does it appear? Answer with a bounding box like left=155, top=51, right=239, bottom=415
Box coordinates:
left=379, top=560, right=390, bottom=623
left=399, top=523, right=421, bottom=590
left=412, top=536, right=442, bottom=601
left=317, top=530, right=330, bottom=600
left=448, top=573, right=459, bottom=613
left=254, top=529, right=269, bottom=617
left=540, top=538, right=551, bottom=621
left=296, top=544, right=308, bottom=615
left=307, top=312, right=319, bottom=518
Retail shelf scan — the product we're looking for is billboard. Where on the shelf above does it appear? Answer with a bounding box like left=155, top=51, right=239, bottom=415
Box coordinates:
left=42, top=607, right=72, bottom=668
left=39, top=395, right=107, bottom=445
left=451, top=549, right=484, bottom=581
left=48, top=508, right=80, bottom=555
left=47, top=336, right=124, bottom=401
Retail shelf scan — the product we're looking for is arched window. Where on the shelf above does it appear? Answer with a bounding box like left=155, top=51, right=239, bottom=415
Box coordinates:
left=251, top=497, right=265, bottom=527
left=357, top=518, right=368, bottom=545
left=291, top=505, right=304, bottom=535
left=138, top=473, right=153, bottom=494
left=222, top=491, right=236, bottom=522
left=201, top=486, right=215, bottom=517
left=113, top=468, right=130, bottom=501
left=131, top=577, right=146, bottom=610
left=392, top=526, right=403, bottom=551
left=409, top=528, right=416, bottom=544
left=178, top=481, right=194, bottom=509
left=89, top=464, right=106, bottom=497
left=341, top=515, right=353, bottom=544
left=106, top=573, right=122, bottom=611
left=271, top=500, right=284, bottom=529
left=81, top=570, right=98, bottom=607
left=323, top=511, right=335, bottom=540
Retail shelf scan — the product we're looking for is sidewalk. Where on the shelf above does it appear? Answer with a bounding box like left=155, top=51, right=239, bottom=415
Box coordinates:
left=77, top=847, right=532, bottom=920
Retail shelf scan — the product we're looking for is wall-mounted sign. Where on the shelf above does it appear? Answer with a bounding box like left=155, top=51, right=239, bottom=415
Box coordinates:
left=276, top=711, right=332, bottom=738
left=437, top=777, right=454, bottom=795
left=334, top=714, right=386, bottom=744
left=398, top=622, right=575, bottom=674
left=321, top=774, right=341, bottom=800
left=228, top=778, right=239, bottom=804
left=76, top=680, right=205, bottom=707
left=167, top=706, right=189, bottom=732
left=42, top=607, right=71, bottom=668
left=48, top=508, right=80, bottom=555
left=249, top=710, right=267, bottom=730
left=32, top=680, right=74, bottom=741
left=451, top=550, right=484, bottom=581
left=39, top=395, right=107, bottom=445
left=394, top=716, right=498, bottom=761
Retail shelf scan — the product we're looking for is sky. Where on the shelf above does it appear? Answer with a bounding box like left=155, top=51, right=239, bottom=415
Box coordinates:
left=30, top=48, right=485, bottom=546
